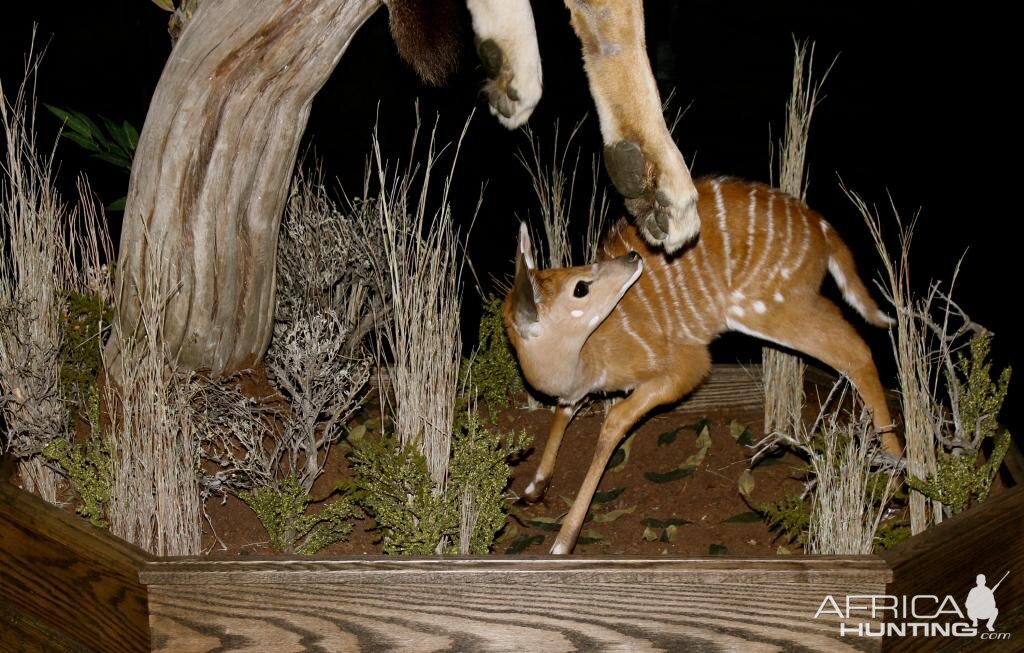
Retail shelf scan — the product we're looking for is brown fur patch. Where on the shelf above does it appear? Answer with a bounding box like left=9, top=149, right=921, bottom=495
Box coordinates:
left=387, top=0, right=464, bottom=86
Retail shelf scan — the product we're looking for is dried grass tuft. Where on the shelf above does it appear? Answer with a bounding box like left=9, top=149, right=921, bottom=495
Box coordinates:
left=763, top=38, right=834, bottom=436
left=757, top=381, right=898, bottom=554
left=104, top=246, right=202, bottom=556
left=360, top=114, right=468, bottom=495
left=1, top=44, right=112, bottom=503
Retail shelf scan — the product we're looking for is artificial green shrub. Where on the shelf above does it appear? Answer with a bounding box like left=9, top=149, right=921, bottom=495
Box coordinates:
left=42, top=387, right=111, bottom=527
left=448, top=413, right=530, bottom=554
left=58, top=290, right=112, bottom=421
left=907, top=334, right=1012, bottom=514
left=239, top=475, right=358, bottom=555
left=351, top=414, right=529, bottom=555
left=463, top=294, right=524, bottom=413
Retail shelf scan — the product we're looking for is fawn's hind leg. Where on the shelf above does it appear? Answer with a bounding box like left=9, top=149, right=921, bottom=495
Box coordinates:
left=523, top=404, right=579, bottom=503
left=731, top=297, right=901, bottom=455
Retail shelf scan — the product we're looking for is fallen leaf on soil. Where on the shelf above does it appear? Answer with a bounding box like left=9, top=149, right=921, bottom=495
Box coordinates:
left=729, top=419, right=754, bottom=446
left=657, top=427, right=683, bottom=446
left=686, top=417, right=712, bottom=433
left=506, top=534, right=544, bottom=554
left=592, top=505, right=636, bottom=523
left=681, top=427, right=712, bottom=468
left=578, top=529, right=605, bottom=545
left=644, top=466, right=696, bottom=484
left=608, top=433, right=636, bottom=472
left=660, top=524, right=679, bottom=542
left=722, top=511, right=762, bottom=523
left=592, top=487, right=625, bottom=504
left=641, top=517, right=691, bottom=528
left=738, top=469, right=756, bottom=497
left=525, top=518, right=562, bottom=532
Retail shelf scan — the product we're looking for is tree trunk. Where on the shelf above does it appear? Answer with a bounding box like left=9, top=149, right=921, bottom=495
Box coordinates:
left=108, top=0, right=381, bottom=375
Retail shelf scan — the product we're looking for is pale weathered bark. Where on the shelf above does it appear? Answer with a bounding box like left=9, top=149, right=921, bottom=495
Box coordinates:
left=108, top=0, right=381, bottom=375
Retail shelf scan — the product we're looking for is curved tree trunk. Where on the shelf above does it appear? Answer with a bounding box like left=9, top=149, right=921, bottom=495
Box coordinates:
left=108, top=0, right=381, bottom=375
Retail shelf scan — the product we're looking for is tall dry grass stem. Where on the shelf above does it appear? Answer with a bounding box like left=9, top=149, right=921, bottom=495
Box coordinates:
left=360, top=114, right=468, bottom=495
left=104, top=242, right=202, bottom=556
left=847, top=187, right=984, bottom=532
left=763, top=38, right=834, bottom=436
left=1, top=45, right=111, bottom=503
left=757, top=381, right=899, bottom=554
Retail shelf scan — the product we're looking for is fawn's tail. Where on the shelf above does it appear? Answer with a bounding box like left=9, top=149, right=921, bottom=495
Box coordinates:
left=824, top=230, right=894, bottom=328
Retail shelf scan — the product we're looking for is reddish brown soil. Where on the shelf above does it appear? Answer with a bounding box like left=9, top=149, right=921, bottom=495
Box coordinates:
left=200, top=383, right=809, bottom=558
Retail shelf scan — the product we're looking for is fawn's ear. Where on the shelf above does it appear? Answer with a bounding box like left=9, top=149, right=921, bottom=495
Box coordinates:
left=518, top=222, right=536, bottom=271
left=513, top=224, right=539, bottom=335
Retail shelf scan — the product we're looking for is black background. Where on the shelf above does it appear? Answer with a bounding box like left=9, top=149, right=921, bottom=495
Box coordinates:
left=2, top=1, right=1019, bottom=437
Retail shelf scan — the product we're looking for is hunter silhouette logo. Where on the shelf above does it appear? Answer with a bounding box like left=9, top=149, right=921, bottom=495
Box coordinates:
left=966, top=572, right=1008, bottom=632
left=815, top=571, right=1012, bottom=640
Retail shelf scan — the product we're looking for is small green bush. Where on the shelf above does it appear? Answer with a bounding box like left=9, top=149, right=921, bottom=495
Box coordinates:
left=758, top=494, right=808, bottom=546
left=42, top=387, right=112, bottom=527
left=463, top=294, right=524, bottom=413
left=350, top=413, right=529, bottom=555
left=449, top=413, right=531, bottom=554
left=239, top=475, right=358, bottom=555
left=873, top=520, right=912, bottom=551
left=59, top=290, right=112, bottom=421
left=350, top=437, right=453, bottom=555
left=907, top=334, right=1012, bottom=514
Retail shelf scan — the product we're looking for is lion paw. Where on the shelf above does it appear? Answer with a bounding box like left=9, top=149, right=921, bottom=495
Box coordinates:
left=605, top=140, right=700, bottom=253
left=476, top=38, right=542, bottom=129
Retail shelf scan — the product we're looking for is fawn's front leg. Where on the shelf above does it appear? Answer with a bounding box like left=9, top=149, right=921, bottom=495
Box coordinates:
left=523, top=404, right=580, bottom=503
left=565, top=0, right=699, bottom=253
left=550, top=358, right=709, bottom=554
left=466, top=0, right=543, bottom=128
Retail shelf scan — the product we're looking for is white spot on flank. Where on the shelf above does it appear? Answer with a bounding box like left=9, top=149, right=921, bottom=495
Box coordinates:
left=774, top=292, right=785, bottom=303
left=728, top=305, right=745, bottom=317
left=730, top=290, right=745, bottom=302
left=781, top=268, right=792, bottom=280
left=571, top=309, right=584, bottom=318
left=752, top=300, right=767, bottom=314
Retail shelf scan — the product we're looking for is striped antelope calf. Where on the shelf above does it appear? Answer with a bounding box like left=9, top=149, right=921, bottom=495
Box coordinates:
left=504, top=176, right=899, bottom=554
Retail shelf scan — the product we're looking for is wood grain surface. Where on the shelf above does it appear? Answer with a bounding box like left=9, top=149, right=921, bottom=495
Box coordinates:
left=144, top=556, right=890, bottom=652
left=882, top=485, right=1023, bottom=653
left=0, top=480, right=152, bottom=653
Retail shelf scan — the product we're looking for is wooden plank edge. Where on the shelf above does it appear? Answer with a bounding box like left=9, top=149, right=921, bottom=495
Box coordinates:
left=140, top=554, right=892, bottom=586
left=0, top=480, right=153, bottom=577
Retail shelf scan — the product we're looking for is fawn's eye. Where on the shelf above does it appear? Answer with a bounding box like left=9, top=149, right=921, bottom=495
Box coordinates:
left=573, top=281, right=590, bottom=298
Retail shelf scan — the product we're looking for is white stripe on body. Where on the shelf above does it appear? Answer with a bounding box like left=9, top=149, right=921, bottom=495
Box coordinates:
left=712, top=179, right=733, bottom=286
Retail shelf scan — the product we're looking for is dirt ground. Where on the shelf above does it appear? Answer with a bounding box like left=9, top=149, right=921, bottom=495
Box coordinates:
left=201, top=384, right=811, bottom=558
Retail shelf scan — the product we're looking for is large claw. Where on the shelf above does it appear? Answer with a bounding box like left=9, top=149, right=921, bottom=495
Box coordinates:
left=605, top=139, right=700, bottom=253
left=476, top=37, right=542, bottom=129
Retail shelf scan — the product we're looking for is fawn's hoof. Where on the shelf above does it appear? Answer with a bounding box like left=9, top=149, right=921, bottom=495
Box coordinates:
left=521, top=475, right=551, bottom=504
left=549, top=538, right=572, bottom=555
